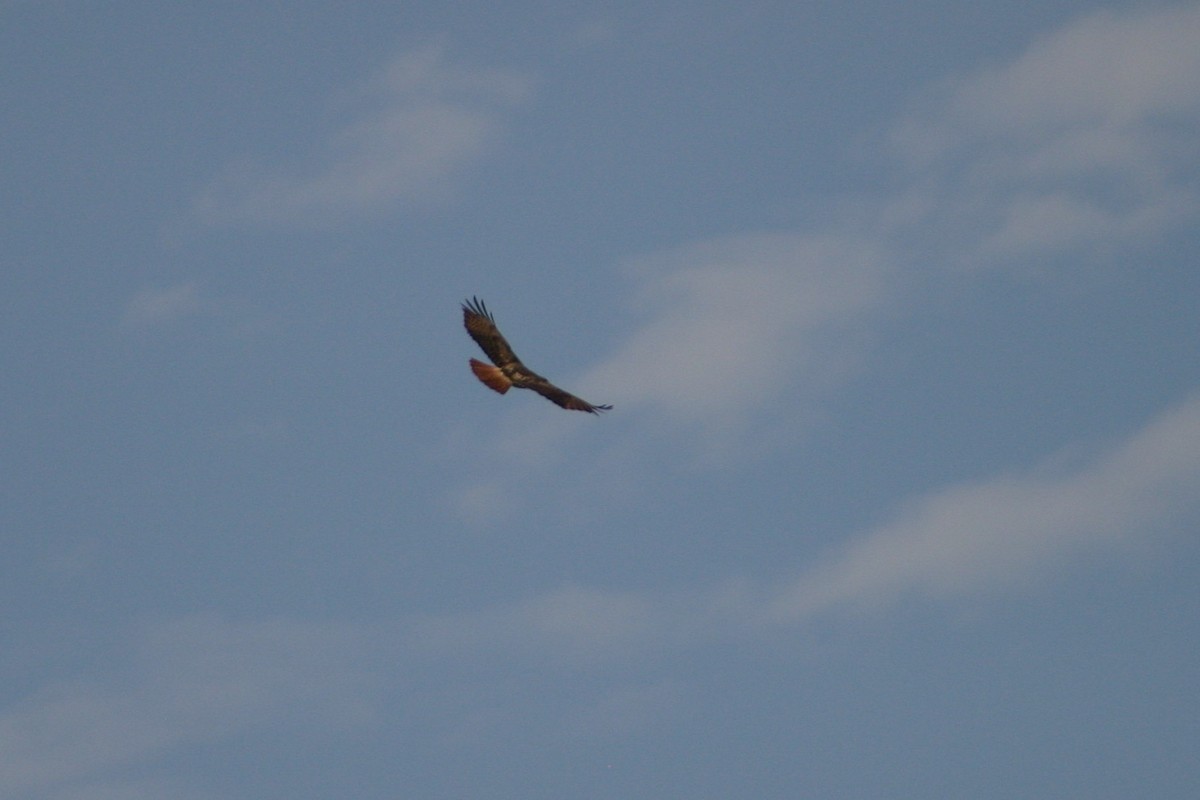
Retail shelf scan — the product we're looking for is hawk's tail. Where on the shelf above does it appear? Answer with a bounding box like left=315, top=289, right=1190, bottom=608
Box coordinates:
left=469, top=359, right=512, bottom=394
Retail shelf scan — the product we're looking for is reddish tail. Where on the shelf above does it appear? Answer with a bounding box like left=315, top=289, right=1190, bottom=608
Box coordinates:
left=469, top=359, right=512, bottom=394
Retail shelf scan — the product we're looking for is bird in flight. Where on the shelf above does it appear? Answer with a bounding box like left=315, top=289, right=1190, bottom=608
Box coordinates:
left=462, top=296, right=612, bottom=414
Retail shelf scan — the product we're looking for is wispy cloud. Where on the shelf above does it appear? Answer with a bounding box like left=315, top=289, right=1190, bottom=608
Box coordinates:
left=408, top=584, right=668, bottom=664
left=912, top=4, right=1200, bottom=142
left=120, top=281, right=277, bottom=341
left=770, top=391, right=1200, bottom=620
left=439, top=392, right=1200, bottom=657
left=885, top=3, right=1200, bottom=262
left=193, top=45, right=532, bottom=225
left=121, top=282, right=206, bottom=327
left=585, top=233, right=889, bottom=423
left=0, top=617, right=376, bottom=797
left=6, top=396, right=1196, bottom=792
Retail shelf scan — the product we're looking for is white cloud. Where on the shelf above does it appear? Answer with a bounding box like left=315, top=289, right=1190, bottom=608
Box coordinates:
left=0, top=617, right=376, bottom=797
left=408, top=584, right=667, bottom=664
left=585, top=232, right=889, bottom=423
left=436, top=392, right=1200, bottom=656
left=771, top=391, right=1200, bottom=620
left=892, top=4, right=1200, bottom=162
left=193, top=45, right=531, bottom=225
left=885, top=3, right=1200, bottom=262
left=975, top=191, right=1186, bottom=258
left=950, top=5, right=1200, bottom=136
left=121, top=282, right=205, bottom=327
left=120, top=282, right=278, bottom=340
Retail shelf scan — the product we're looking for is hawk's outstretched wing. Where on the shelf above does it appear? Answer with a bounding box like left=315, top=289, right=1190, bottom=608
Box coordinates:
left=461, top=297, right=520, bottom=369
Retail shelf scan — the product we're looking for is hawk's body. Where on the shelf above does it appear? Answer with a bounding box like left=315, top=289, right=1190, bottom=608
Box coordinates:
left=461, top=297, right=611, bottom=414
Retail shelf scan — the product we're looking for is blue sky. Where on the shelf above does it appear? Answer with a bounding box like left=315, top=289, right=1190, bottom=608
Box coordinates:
left=3, top=2, right=1199, bottom=797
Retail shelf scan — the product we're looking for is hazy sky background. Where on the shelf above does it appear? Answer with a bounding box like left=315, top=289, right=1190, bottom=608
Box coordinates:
left=3, top=2, right=1199, bottom=798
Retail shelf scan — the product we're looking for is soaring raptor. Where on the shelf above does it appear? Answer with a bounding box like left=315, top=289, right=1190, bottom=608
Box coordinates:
left=461, top=297, right=611, bottom=414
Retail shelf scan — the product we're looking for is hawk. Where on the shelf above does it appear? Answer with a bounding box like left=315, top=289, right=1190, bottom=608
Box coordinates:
left=462, top=296, right=612, bottom=414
